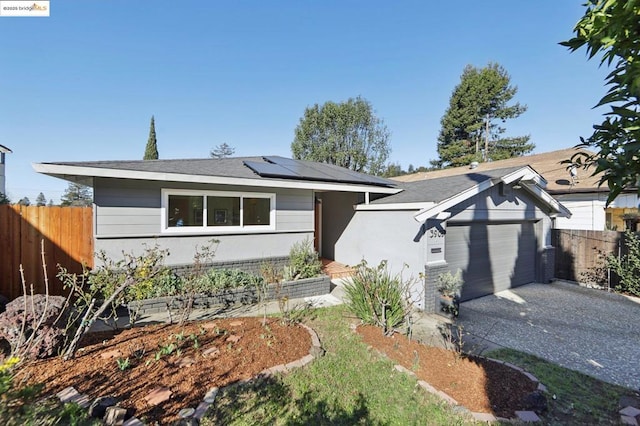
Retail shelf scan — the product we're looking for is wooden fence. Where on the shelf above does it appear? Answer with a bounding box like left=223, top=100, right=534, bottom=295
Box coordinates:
left=0, top=205, right=93, bottom=300
left=552, top=229, right=624, bottom=286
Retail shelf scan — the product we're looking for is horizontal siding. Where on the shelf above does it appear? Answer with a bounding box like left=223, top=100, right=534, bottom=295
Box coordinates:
left=94, top=178, right=314, bottom=236
left=96, top=232, right=314, bottom=265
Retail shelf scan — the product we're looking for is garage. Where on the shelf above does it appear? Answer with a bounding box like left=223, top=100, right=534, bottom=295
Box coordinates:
left=445, top=221, right=537, bottom=301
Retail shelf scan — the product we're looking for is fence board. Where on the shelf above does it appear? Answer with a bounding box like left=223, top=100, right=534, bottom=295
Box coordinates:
left=0, top=205, right=93, bottom=300
left=552, top=229, right=621, bottom=285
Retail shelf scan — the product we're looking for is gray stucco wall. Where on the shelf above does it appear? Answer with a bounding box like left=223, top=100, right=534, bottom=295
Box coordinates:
left=93, top=178, right=314, bottom=266
left=333, top=207, right=427, bottom=308
left=332, top=182, right=557, bottom=311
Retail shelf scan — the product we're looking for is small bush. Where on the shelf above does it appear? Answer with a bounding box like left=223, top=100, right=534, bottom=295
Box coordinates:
left=344, top=260, right=416, bottom=335
left=607, top=230, right=640, bottom=296
left=283, top=238, right=322, bottom=281
left=436, top=269, right=463, bottom=298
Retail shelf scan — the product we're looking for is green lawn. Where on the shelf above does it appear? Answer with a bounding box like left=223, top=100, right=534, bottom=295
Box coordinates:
left=488, top=348, right=634, bottom=425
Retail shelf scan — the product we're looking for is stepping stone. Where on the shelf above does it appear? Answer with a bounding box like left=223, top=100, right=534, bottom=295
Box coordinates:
left=621, top=415, right=639, bottom=426
left=202, top=346, right=220, bottom=358
left=56, top=386, right=79, bottom=403
left=229, top=320, right=244, bottom=327
left=515, top=411, right=541, bottom=422
left=175, top=356, right=195, bottom=368
left=100, top=349, right=123, bottom=359
left=103, top=406, right=127, bottom=426
left=123, top=418, right=144, bottom=426
left=226, top=335, right=241, bottom=344
left=144, top=387, right=172, bottom=406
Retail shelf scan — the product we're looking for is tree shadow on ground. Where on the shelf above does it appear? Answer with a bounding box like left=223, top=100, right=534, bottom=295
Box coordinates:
left=206, top=375, right=379, bottom=426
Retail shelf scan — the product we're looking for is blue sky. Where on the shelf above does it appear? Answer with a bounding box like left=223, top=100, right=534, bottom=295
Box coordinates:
left=1, top=1, right=608, bottom=203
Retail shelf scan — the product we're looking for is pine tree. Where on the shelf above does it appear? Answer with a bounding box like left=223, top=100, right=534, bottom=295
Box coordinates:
left=143, top=115, right=159, bottom=160
left=18, top=197, right=31, bottom=206
left=0, top=192, right=9, bottom=205
left=210, top=143, right=235, bottom=159
left=60, top=183, right=92, bottom=207
left=435, top=63, right=534, bottom=168
left=35, top=192, right=47, bottom=206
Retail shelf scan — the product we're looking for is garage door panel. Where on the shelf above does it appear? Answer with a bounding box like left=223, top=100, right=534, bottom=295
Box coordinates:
left=446, top=222, right=536, bottom=301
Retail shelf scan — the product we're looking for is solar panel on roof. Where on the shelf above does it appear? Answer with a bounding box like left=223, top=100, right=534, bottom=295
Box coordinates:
left=265, top=156, right=394, bottom=186
left=243, top=161, right=300, bottom=179
left=247, top=156, right=395, bottom=187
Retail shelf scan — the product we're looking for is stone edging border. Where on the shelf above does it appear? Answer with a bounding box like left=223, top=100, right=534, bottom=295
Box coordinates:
left=350, top=323, right=546, bottom=424
left=54, top=322, right=324, bottom=425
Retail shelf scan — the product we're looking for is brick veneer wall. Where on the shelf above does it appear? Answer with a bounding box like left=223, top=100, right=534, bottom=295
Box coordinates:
left=128, top=275, right=331, bottom=315
left=423, top=262, right=450, bottom=314
left=171, top=256, right=290, bottom=278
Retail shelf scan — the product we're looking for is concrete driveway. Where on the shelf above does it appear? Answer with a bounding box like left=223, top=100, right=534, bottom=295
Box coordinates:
left=456, top=281, right=640, bottom=390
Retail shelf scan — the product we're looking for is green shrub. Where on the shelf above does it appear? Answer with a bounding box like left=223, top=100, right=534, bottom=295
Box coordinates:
left=283, top=238, right=322, bottom=281
left=149, top=270, right=185, bottom=298
left=436, top=269, right=463, bottom=298
left=344, top=260, right=415, bottom=335
left=607, top=230, right=640, bottom=296
left=189, top=268, right=264, bottom=295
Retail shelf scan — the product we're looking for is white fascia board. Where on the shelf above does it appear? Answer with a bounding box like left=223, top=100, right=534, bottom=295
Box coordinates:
left=354, top=202, right=436, bottom=211
left=500, top=167, right=544, bottom=186
left=32, top=163, right=402, bottom=194
left=520, top=182, right=572, bottom=218
left=413, top=178, right=495, bottom=223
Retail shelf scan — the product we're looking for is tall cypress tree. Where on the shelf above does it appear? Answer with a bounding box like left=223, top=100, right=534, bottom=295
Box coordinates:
left=143, top=115, right=159, bottom=160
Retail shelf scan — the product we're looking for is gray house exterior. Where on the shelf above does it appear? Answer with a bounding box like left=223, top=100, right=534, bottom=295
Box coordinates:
left=33, top=156, right=400, bottom=268
left=34, top=156, right=569, bottom=312
left=317, top=166, right=570, bottom=311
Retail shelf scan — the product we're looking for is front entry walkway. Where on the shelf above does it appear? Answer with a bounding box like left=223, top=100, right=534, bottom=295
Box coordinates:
left=456, top=281, right=640, bottom=390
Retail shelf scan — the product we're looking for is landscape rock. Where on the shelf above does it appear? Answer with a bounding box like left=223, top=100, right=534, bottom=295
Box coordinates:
left=103, top=406, right=128, bottom=425
left=522, top=390, right=548, bottom=412
left=88, top=395, right=119, bottom=419
left=0, top=295, right=69, bottom=359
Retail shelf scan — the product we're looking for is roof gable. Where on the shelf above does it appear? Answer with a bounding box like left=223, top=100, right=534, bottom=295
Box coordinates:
left=363, top=166, right=571, bottom=222
left=393, top=147, right=602, bottom=193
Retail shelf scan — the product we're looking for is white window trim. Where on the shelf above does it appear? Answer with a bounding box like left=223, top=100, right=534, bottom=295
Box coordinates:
left=161, top=188, right=276, bottom=234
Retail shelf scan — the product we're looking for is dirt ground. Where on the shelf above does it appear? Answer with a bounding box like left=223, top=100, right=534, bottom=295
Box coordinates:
left=16, top=317, right=538, bottom=424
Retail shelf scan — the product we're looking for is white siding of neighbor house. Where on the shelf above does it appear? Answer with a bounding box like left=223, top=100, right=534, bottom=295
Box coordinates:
left=92, top=178, right=314, bottom=265
left=554, top=193, right=606, bottom=230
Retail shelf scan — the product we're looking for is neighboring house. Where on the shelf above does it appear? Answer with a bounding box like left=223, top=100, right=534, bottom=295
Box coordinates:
left=34, top=156, right=568, bottom=312
left=0, top=144, right=11, bottom=196
left=394, top=148, right=639, bottom=231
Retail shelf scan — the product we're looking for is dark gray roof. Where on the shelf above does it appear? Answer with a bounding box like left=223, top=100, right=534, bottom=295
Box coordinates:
left=43, top=156, right=397, bottom=188
left=371, top=166, right=525, bottom=204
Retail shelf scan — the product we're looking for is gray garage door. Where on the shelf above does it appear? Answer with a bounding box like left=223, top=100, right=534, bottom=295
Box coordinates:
left=445, top=221, right=537, bottom=301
